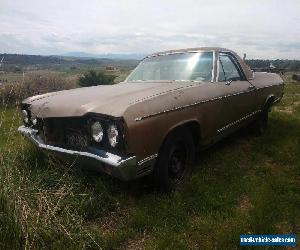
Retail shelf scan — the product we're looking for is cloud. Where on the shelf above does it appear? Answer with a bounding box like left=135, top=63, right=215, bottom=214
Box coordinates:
left=0, top=0, right=299, bottom=59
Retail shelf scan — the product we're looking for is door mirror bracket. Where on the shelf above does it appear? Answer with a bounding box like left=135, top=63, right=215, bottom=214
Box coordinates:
left=226, top=80, right=233, bottom=85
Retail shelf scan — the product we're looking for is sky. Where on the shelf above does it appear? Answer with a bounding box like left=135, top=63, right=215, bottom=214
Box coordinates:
left=0, top=0, right=300, bottom=59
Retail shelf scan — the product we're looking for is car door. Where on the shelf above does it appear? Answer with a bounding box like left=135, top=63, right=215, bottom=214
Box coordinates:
left=215, top=52, right=257, bottom=134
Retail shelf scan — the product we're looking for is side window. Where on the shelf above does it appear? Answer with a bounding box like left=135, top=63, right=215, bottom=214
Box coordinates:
left=218, top=54, right=241, bottom=82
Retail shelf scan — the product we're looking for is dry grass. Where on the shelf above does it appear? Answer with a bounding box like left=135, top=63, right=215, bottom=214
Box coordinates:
left=0, top=72, right=78, bottom=107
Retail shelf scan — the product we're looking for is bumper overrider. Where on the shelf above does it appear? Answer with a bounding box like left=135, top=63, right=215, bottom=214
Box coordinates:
left=18, top=126, right=138, bottom=181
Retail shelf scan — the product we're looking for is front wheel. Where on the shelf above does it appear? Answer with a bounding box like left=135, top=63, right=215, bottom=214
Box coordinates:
left=154, top=128, right=195, bottom=192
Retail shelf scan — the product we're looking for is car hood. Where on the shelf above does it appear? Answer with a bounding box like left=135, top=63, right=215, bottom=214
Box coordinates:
left=25, top=81, right=198, bottom=118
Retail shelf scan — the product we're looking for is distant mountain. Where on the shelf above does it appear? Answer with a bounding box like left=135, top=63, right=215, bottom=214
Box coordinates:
left=61, top=52, right=145, bottom=60
left=0, top=53, right=140, bottom=71
left=0, top=53, right=64, bottom=65
left=3, top=53, right=297, bottom=72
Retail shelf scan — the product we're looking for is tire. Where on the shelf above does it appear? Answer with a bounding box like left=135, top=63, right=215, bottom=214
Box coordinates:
left=251, top=108, right=269, bottom=136
left=154, top=128, right=195, bottom=192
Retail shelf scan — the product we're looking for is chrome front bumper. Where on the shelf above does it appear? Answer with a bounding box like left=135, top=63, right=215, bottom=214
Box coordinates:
left=18, top=126, right=138, bottom=181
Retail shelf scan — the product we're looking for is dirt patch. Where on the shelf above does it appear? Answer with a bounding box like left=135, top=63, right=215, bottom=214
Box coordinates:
left=274, top=106, right=293, bottom=114
left=293, top=101, right=300, bottom=106
left=237, top=195, right=253, bottom=213
left=100, top=208, right=130, bottom=236
left=275, top=221, right=294, bottom=234
left=120, top=231, right=151, bottom=250
left=86, top=207, right=130, bottom=236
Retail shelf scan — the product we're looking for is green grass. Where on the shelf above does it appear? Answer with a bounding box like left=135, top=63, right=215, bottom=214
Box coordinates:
left=0, top=80, right=300, bottom=249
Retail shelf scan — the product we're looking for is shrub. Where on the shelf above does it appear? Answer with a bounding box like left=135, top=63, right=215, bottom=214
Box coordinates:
left=78, top=70, right=116, bottom=87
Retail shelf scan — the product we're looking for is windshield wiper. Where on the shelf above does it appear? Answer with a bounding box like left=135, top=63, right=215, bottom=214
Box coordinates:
left=172, top=79, right=198, bottom=83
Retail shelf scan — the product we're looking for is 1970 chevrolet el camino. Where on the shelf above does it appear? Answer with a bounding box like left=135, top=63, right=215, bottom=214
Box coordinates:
left=18, top=47, right=284, bottom=191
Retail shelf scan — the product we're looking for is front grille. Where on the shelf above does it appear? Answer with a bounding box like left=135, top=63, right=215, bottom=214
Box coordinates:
left=65, top=128, right=89, bottom=150
left=35, top=114, right=126, bottom=155
left=37, top=117, right=89, bottom=151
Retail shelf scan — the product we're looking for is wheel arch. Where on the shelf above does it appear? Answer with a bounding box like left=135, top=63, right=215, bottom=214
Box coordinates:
left=161, top=119, right=202, bottom=151
left=264, top=94, right=275, bottom=111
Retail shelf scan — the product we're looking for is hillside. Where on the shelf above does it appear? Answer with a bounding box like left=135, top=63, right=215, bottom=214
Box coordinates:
left=0, top=54, right=139, bottom=72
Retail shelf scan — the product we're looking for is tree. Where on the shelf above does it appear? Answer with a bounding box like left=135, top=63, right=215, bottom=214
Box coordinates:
left=78, top=70, right=116, bottom=87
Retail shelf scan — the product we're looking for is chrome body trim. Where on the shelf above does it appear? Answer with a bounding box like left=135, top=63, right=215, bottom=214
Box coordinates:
left=18, top=126, right=138, bottom=181
left=137, top=153, right=158, bottom=166
left=136, top=154, right=158, bottom=177
left=135, top=89, right=255, bottom=122
left=217, top=110, right=261, bottom=134
left=212, top=50, right=216, bottom=82
left=216, top=51, right=220, bottom=82
left=130, top=83, right=198, bottom=105
left=145, top=50, right=216, bottom=58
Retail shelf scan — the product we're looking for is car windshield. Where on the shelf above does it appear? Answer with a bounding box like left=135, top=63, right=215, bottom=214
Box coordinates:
left=126, top=52, right=213, bottom=82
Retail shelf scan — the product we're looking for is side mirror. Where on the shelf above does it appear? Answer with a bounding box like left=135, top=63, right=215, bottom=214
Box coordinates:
left=226, top=80, right=233, bottom=85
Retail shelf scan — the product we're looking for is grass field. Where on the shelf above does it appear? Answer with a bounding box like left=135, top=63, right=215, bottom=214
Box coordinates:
left=0, top=78, right=299, bottom=249
left=0, top=69, right=130, bottom=86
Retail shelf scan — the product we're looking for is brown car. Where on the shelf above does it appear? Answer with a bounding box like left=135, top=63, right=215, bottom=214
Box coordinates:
left=18, top=47, right=284, bottom=190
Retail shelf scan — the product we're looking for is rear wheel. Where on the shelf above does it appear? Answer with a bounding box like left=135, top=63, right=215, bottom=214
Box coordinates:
left=257, top=110, right=268, bottom=135
left=154, top=128, right=195, bottom=192
left=251, top=105, right=270, bottom=135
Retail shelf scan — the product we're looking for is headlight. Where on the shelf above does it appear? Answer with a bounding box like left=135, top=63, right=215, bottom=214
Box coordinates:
left=91, top=121, right=104, bottom=142
left=107, top=124, right=119, bottom=147
left=22, top=110, right=29, bottom=124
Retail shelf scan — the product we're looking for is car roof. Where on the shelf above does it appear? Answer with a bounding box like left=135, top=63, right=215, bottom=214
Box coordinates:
left=148, top=47, right=234, bottom=56
left=147, top=47, right=254, bottom=80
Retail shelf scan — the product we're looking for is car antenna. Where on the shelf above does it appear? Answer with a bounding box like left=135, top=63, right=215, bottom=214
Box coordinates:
left=243, top=53, right=246, bottom=61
